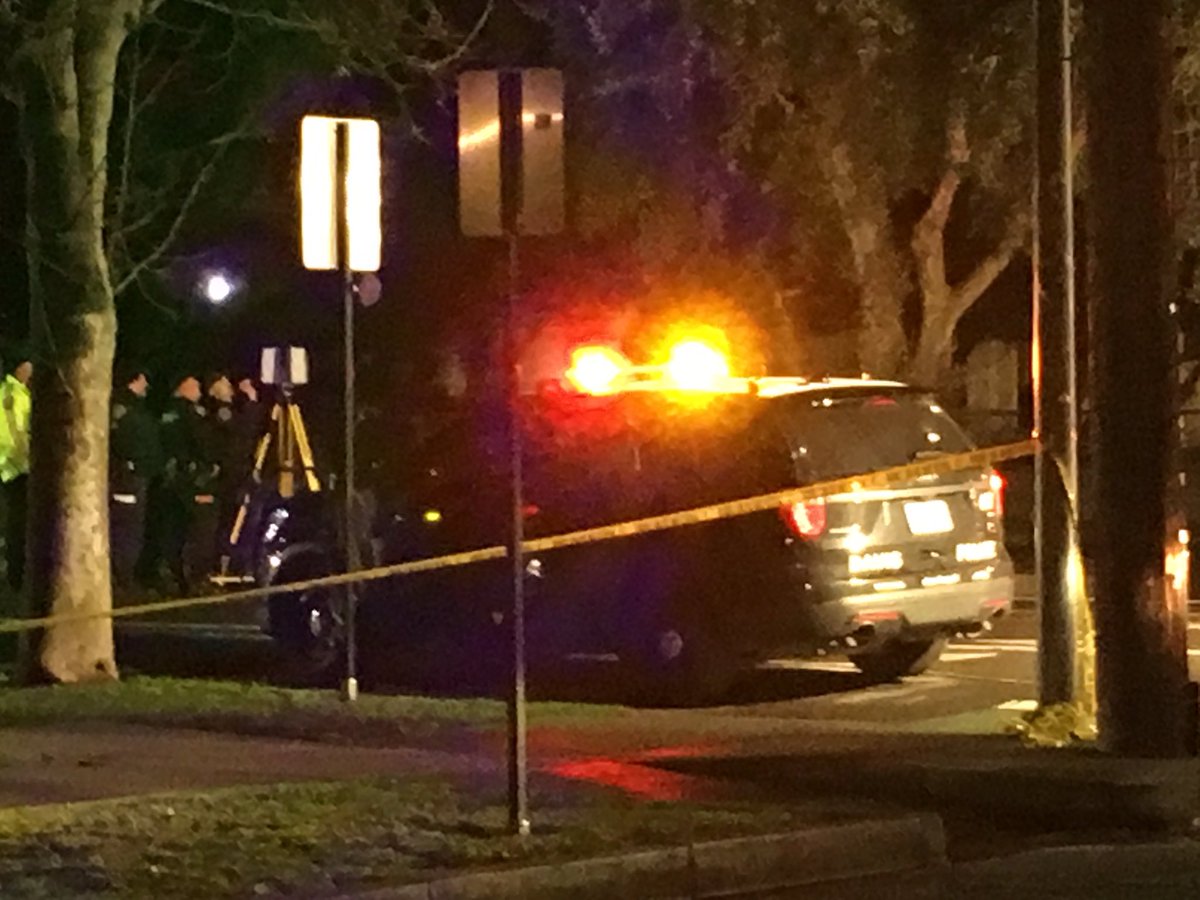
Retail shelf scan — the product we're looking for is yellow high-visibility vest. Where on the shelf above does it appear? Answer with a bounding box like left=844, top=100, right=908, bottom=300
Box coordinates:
left=0, top=374, right=31, bottom=483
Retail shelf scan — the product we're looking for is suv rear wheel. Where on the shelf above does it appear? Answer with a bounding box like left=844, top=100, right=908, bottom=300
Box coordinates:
left=851, top=636, right=947, bottom=682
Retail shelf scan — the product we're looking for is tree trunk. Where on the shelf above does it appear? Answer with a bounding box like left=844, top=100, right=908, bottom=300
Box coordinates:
left=768, top=291, right=805, bottom=373
left=908, top=309, right=956, bottom=387
left=1089, top=0, right=1192, bottom=756
left=820, top=143, right=908, bottom=378
left=14, top=3, right=137, bottom=683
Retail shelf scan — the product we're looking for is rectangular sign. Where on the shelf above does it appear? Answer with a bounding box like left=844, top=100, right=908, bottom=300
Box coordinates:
left=520, top=68, right=565, bottom=236
left=458, top=71, right=503, bottom=237
left=457, top=69, right=564, bottom=237
left=299, top=115, right=382, bottom=271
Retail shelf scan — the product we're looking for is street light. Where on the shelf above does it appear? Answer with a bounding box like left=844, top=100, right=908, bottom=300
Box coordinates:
left=201, top=271, right=236, bottom=305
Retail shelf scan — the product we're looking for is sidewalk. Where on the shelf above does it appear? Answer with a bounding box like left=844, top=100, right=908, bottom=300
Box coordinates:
left=0, top=721, right=491, bottom=807
left=1, top=704, right=1198, bottom=897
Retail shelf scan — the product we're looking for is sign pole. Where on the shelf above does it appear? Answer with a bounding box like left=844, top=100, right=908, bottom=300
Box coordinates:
left=457, top=66, right=562, bottom=836
left=505, top=227, right=529, bottom=836
left=499, top=69, right=530, bottom=837
left=335, top=121, right=360, bottom=703
left=298, top=113, right=380, bottom=705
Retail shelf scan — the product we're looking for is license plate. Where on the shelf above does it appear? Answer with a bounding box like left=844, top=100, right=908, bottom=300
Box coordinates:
left=904, top=499, right=954, bottom=535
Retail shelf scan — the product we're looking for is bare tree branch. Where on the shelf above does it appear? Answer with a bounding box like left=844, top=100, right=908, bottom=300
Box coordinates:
left=947, top=212, right=1029, bottom=323
left=112, top=136, right=237, bottom=297
left=178, top=0, right=329, bottom=35
left=911, top=114, right=973, bottom=306
left=108, top=31, right=143, bottom=265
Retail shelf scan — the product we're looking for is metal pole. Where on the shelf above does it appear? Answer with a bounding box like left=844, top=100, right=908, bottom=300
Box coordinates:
left=336, top=121, right=360, bottom=703
left=506, top=231, right=529, bottom=836
left=1090, top=0, right=1191, bottom=756
left=1034, top=0, right=1079, bottom=707
left=500, top=70, right=529, bottom=836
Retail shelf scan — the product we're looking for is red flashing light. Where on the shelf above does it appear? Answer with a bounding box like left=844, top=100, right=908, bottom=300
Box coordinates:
left=781, top=498, right=827, bottom=539
left=565, top=345, right=629, bottom=396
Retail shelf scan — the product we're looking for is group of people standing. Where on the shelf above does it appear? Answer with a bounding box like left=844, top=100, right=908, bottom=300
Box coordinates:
left=110, top=366, right=265, bottom=597
left=0, top=350, right=267, bottom=602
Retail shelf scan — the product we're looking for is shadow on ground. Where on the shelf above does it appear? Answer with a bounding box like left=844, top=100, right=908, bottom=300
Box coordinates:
left=107, top=626, right=880, bottom=709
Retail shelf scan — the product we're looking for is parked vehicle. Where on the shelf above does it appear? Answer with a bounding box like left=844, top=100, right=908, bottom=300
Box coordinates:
left=340, top=373, right=1014, bottom=702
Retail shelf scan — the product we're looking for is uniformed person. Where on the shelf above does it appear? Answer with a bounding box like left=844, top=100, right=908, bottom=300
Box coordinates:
left=109, top=363, right=162, bottom=594
left=153, top=374, right=219, bottom=593
left=0, top=351, right=32, bottom=592
left=204, top=372, right=241, bottom=566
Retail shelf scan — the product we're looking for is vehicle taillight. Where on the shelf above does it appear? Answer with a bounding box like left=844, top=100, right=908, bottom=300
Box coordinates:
left=781, top=498, right=827, bottom=539
left=978, top=470, right=1006, bottom=517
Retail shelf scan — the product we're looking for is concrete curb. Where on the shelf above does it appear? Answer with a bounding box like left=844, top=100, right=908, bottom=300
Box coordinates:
left=919, top=761, right=1200, bottom=830
left=651, top=748, right=1200, bottom=836
left=343, top=815, right=946, bottom=900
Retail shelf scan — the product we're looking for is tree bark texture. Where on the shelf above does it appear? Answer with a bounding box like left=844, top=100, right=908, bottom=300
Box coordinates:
left=14, top=1, right=142, bottom=683
left=1088, top=0, right=1192, bottom=756
left=907, top=119, right=1026, bottom=388
left=820, top=142, right=908, bottom=378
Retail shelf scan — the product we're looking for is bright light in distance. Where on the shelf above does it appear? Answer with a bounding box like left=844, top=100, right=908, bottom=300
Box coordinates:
left=565, top=345, right=629, bottom=395
left=665, top=339, right=730, bottom=391
left=203, top=273, right=234, bottom=304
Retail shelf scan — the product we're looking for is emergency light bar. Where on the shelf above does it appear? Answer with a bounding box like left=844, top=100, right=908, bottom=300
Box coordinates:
left=562, top=335, right=733, bottom=396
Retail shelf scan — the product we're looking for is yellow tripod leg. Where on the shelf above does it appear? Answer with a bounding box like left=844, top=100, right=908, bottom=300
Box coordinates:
left=222, top=405, right=279, bottom=575
left=289, top=403, right=322, bottom=493
left=278, top=401, right=296, bottom=498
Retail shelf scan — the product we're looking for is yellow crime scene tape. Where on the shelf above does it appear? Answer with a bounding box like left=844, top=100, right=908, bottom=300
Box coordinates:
left=0, top=438, right=1039, bottom=635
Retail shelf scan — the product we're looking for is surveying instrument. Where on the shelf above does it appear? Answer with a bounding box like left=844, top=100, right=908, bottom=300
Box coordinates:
left=213, top=346, right=321, bottom=585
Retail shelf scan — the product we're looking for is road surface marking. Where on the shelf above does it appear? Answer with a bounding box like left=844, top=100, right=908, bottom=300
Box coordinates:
left=939, top=651, right=1000, bottom=662
left=763, top=659, right=857, bottom=673
left=997, top=699, right=1038, bottom=711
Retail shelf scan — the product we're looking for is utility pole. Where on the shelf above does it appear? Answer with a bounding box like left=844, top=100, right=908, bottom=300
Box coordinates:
left=1033, top=0, right=1083, bottom=709
left=1089, top=0, right=1193, bottom=756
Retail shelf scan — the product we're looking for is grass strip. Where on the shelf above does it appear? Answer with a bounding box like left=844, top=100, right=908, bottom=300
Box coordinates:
left=0, top=677, right=622, bottom=746
left=0, top=776, right=825, bottom=899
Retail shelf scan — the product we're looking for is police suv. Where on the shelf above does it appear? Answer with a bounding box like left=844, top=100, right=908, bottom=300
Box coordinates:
left=271, top=364, right=1016, bottom=704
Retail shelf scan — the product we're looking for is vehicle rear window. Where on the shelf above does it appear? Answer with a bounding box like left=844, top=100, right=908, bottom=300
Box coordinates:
left=774, top=391, right=973, bottom=482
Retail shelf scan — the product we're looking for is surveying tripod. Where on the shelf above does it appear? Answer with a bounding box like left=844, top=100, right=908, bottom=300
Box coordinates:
left=212, top=396, right=321, bottom=585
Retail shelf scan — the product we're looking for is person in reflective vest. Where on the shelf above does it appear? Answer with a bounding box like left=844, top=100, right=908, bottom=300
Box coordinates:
left=0, top=352, right=32, bottom=592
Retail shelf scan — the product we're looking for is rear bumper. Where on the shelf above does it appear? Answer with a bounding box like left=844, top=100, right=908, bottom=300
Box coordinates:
left=805, top=567, right=1015, bottom=643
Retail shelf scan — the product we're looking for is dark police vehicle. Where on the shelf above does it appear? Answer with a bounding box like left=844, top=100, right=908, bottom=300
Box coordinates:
left=249, top=365, right=1014, bottom=703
